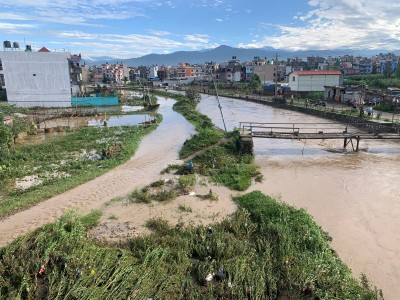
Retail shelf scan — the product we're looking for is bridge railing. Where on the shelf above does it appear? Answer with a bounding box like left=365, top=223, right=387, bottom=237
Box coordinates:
left=238, top=122, right=390, bottom=136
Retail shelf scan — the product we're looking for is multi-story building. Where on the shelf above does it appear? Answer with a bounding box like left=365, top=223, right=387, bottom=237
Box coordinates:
left=288, top=57, right=308, bottom=71
left=175, top=63, right=196, bottom=78
left=380, top=60, right=398, bottom=76
left=218, top=57, right=242, bottom=83
left=341, top=62, right=360, bottom=75
left=245, top=65, right=253, bottom=82
left=253, top=64, right=276, bottom=84
left=149, top=65, right=159, bottom=79
left=194, top=65, right=204, bottom=78
left=204, top=61, right=219, bottom=81
left=358, top=59, right=374, bottom=75
left=137, top=66, right=148, bottom=79
left=0, top=49, right=81, bottom=107
left=157, top=66, right=170, bottom=81
left=69, top=54, right=83, bottom=93
left=114, top=63, right=129, bottom=84
left=100, top=63, right=129, bottom=84
left=307, top=56, right=325, bottom=70
left=288, top=70, right=343, bottom=92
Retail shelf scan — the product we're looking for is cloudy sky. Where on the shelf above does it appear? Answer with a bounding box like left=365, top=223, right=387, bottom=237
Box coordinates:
left=1, top=0, right=399, bottom=59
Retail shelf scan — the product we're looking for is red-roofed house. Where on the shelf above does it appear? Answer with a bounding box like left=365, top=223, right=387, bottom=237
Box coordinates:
left=288, top=70, right=343, bottom=92
left=38, top=47, right=50, bottom=52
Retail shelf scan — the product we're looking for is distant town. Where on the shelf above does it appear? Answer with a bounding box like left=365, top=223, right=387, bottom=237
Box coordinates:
left=0, top=41, right=400, bottom=108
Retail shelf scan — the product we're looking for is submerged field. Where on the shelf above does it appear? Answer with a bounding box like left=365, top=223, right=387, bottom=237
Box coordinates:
left=0, top=115, right=161, bottom=219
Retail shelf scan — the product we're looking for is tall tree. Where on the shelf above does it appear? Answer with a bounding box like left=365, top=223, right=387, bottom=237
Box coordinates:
left=250, top=74, right=262, bottom=91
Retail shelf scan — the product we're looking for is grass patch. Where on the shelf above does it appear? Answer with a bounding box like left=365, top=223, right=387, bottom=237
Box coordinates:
left=196, top=189, right=218, bottom=201
left=103, top=196, right=123, bottom=207
left=108, top=214, right=118, bottom=220
left=153, top=189, right=177, bottom=202
left=128, top=187, right=152, bottom=204
left=149, top=179, right=165, bottom=187
left=179, top=128, right=224, bottom=159
left=79, top=209, right=102, bottom=229
left=152, top=90, right=263, bottom=192
left=178, top=174, right=196, bottom=189
left=128, top=183, right=178, bottom=204
left=0, top=194, right=382, bottom=299
left=178, top=204, right=193, bottom=212
left=0, top=117, right=160, bottom=219
left=145, top=217, right=171, bottom=235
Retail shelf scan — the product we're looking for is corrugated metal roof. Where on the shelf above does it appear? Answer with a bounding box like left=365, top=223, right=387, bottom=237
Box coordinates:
left=293, top=70, right=342, bottom=76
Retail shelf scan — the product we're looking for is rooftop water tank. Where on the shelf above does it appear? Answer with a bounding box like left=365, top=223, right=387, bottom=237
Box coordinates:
left=3, top=40, right=11, bottom=48
left=25, top=45, right=32, bottom=52
left=13, top=42, right=19, bottom=48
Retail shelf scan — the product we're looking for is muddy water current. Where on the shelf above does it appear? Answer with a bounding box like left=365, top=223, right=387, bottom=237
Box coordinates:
left=197, top=94, right=400, bottom=299
left=2, top=93, right=399, bottom=298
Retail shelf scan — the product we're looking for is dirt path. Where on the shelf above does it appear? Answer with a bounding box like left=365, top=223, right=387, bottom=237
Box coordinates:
left=0, top=98, right=197, bottom=247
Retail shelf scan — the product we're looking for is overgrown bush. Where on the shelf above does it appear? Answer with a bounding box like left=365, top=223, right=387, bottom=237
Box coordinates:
left=0, top=195, right=381, bottom=299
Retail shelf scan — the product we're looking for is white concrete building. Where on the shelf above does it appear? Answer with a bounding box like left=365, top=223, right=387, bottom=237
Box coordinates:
left=149, top=65, right=159, bottom=79
left=0, top=51, right=72, bottom=107
left=288, top=70, right=343, bottom=92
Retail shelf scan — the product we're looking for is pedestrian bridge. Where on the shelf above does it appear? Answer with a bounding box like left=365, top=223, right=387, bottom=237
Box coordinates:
left=239, top=122, right=400, bottom=152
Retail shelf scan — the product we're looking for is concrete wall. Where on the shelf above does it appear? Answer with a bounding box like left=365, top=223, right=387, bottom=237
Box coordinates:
left=253, top=64, right=275, bottom=82
left=71, top=96, right=119, bottom=107
left=0, top=51, right=71, bottom=107
left=289, top=74, right=342, bottom=92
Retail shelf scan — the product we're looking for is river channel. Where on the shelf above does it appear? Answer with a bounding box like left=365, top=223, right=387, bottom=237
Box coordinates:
left=197, top=94, right=400, bottom=299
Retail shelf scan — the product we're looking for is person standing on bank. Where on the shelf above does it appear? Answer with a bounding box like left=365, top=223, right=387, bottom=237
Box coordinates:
left=367, top=105, right=373, bottom=118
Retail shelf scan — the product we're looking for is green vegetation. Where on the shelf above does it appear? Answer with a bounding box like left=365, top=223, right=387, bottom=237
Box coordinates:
left=128, top=174, right=196, bottom=204
left=178, top=174, right=196, bottom=189
left=178, top=204, right=193, bottom=212
left=344, top=74, right=400, bottom=89
left=0, top=193, right=381, bottom=299
left=0, top=115, right=161, bottom=219
left=305, top=91, right=324, bottom=101
left=0, top=89, right=382, bottom=299
left=374, top=102, right=400, bottom=114
left=154, top=89, right=262, bottom=191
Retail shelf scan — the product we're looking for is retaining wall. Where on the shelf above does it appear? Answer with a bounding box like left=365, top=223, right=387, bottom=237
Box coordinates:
left=232, top=95, right=400, bottom=134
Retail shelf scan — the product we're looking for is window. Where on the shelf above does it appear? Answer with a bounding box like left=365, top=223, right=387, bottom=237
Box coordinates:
left=0, top=74, right=5, bottom=86
left=292, top=76, right=296, bottom=82
left=0, top=58, right=2, bottom=71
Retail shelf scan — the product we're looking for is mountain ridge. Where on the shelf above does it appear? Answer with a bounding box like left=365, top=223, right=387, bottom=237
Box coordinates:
left=83, top=45, right=400, bottom=67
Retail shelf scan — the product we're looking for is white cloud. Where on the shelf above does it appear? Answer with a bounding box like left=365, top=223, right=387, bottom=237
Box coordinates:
left=184, top=34, right=210, bottom=44
left=216, top=18, right=223, bottom=22
left=45, top=30, right=217, bottom=58
left=148, top=30, right=171, bottom=36
left=240, top=0, right=400, bottom=51
left=0, top=22, right=37, bottom=34
left=0, top=0, right=147, bottom=26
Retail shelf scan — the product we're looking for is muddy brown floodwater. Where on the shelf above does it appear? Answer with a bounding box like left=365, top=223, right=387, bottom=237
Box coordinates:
left=197, top=94, right=400, bottom=300
left=1, top=96, right=238, bottom=250
left=1, top=93, right=399, bottom=299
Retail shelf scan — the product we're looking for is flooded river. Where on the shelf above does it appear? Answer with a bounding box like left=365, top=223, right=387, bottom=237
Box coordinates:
left=197, top=94, right=400, bottom=299
left=2, top=93, right=398, bottom=298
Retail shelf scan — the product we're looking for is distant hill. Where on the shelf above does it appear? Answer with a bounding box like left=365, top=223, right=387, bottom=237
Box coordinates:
left=84, top=45, right=400, bottom=67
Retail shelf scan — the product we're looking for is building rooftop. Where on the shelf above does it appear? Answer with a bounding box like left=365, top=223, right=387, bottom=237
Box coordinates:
left=293, top=70, right=342, bottom=76
left=38, top=47, right=50, bottom=52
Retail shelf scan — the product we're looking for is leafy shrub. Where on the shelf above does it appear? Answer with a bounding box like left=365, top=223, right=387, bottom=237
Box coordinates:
left=178, top=174, right=196, bottom=189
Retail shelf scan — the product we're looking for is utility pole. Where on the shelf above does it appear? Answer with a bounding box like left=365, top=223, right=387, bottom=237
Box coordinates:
left=211, top=70, right=227, bottom=132
left=274, top=52, right=278, bottom=98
